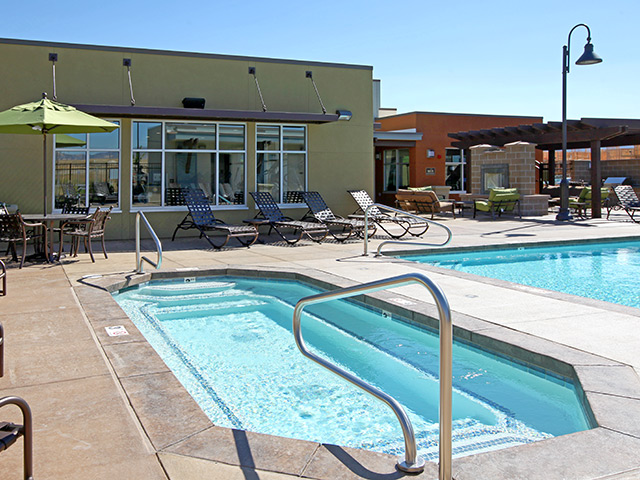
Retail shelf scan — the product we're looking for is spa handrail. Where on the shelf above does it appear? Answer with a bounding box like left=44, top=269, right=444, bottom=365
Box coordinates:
left=292, top=273, right=452, bottom=479
left=361, top=203, right=452, bottom=256
left=135, top=211, right=162, bottom=273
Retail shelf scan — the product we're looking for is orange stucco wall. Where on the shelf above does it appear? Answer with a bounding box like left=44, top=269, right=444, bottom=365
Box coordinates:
left=376, top=112, right=543, bottom=192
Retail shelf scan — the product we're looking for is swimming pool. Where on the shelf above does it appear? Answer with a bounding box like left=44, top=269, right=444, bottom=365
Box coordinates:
left=402, top=240, right=640, bottom=309
left=114, top=276, right=592, bottom=460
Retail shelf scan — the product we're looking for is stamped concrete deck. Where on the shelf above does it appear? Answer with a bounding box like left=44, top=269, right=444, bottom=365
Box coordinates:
left=1, top=211, right=640, bottom=479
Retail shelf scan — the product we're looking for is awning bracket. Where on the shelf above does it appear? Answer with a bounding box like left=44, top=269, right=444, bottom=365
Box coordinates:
left=123, top=58, right=136, bottom=106
left=306, top=71, right=327, bottom=114
left=49, top=53, right=58, bottom=101
left=248, top=67, right=267, bottom=112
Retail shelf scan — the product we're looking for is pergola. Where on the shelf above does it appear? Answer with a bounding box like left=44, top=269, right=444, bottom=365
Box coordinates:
left=448, top=118, right=640, bottom=218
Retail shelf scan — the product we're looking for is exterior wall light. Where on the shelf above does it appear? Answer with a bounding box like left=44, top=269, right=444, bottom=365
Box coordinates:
left=336, top=110, right=352, bottom=121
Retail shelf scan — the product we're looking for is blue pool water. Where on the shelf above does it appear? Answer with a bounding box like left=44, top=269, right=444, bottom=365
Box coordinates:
left=114, top=276, right=592, bottom=460
left=401, top=240, right=640, bottom=308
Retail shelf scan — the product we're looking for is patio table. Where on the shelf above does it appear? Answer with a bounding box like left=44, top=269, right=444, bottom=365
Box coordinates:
left=21, top=213, right=90, bottom=262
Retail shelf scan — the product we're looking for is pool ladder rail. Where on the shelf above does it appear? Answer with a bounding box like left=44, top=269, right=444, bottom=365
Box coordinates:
left=135, top=211, right=162, bottom=274
left=293, top=273, right=452, bottom=479
left=361, top=203, right=452, bottom=256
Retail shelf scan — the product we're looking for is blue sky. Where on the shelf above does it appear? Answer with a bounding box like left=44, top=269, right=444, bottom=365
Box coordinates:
left=2, top=0, right=637, bottom=121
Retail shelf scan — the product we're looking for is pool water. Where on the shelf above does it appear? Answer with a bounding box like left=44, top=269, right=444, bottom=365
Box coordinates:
left=401, top=240, right=640, bottom=308
left=114, top=276, right=592, bottom=460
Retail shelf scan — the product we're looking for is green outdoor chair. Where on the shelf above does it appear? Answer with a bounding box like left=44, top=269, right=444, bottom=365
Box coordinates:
left=569, top=187, right=610, bottom=218
left=473, top=188, right=521, bottom=219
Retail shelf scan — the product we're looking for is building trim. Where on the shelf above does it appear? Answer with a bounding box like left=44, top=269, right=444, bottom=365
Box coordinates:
left=72, top=104, right=340, bottom=124
left=0, top=37, right=372, bottom=71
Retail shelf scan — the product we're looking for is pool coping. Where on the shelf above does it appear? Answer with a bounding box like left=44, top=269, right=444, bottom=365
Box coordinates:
left=73, top=265, right=640, bottom=480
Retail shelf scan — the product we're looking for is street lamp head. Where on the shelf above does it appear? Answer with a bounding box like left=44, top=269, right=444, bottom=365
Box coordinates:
left=576, top=42, right=602, bottom=65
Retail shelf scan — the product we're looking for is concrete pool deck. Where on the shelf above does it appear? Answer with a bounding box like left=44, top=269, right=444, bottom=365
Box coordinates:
left=1, top=212, right=640, bottom=479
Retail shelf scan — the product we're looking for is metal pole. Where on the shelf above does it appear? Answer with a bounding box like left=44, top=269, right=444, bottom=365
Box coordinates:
left=43, top=134, right=48, bottom=216
left=135, top=212, right=141, bottom=272
left=557, top=44, right=572, bottom=220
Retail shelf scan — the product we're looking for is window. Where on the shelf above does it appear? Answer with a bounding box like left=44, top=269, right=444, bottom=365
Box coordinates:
left=256, top=125, right=306, bottom=203
left=383, top=149, right=410, bottom=192
left=132, top=121, right=246, bottom=207
left=54, top=121, right=121, bottom=210
left=445, top=148, right=466, bottom=192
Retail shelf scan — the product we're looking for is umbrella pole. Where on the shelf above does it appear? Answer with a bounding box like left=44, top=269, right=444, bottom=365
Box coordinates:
left=43, top=134, right=47, bottom=216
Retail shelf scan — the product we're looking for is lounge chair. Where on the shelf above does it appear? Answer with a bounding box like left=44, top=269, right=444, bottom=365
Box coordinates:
left=607, top=185, right=640, bottom=222
left=300, top=191, right=375, bottom=242
left=473, top=188, right=521, bottom=219
left=569, top=187, right=610, bottom=218
left=395, top=189, right=455, bottom=219
left=348, top=189, right=429, bottom=239
left=250, top=191, right=328, bottom=244
left=59, top=206, right=113, bottom=262
left=172, top=188, right=258, bottom=249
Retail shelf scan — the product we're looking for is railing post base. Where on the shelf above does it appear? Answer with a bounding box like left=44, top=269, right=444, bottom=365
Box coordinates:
left=397, top=455, right=426, bottom=473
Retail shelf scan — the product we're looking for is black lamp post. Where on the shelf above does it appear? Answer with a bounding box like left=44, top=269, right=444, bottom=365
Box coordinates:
left=556, top=24, right=602, bottom=221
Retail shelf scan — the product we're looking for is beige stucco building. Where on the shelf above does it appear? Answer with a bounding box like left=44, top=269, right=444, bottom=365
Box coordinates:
left=0, top=38, right=373, bottom=239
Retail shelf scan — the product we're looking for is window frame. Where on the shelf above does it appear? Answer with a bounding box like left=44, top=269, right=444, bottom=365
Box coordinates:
left=130, top=119, right=248, bottom=212
left=255, top=123, right=308, bottom=206
left=52, top=119, right=122, bottom=213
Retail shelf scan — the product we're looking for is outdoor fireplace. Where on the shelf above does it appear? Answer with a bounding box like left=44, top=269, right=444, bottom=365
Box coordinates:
left=481, top=164, right=509, bottom=194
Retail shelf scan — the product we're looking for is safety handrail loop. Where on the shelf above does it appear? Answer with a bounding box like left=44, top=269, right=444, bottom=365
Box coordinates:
left=362, top=203, right=452, bottom=256
left=292, top=273, right=452, bottom=478
left=135, top=211, right=162, bottom=273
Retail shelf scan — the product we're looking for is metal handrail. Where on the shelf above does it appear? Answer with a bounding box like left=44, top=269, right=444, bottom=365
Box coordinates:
left=292, top=273, right=452, bottom=478
left=135, top=211, right=162, bottom=274
left=362, top=203, right=452, bottom=256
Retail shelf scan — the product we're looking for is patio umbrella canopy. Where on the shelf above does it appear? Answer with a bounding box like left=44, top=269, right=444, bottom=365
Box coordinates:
left=0, top=93, right=119, bottom=215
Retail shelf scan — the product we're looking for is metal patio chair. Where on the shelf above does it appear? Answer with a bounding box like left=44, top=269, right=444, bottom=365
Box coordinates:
left=301, top=191, right=375, bottom=242
left=250, top=191, right=328, bottom=245
left=172, top=188, right=258, bottom=249
left=0, top=396, right=34, bottom=480
left=0, top=213, right=47, bottom=269
left=348, top=189, right=429, bottom=239
left=59, top=206, right=112, bottom=262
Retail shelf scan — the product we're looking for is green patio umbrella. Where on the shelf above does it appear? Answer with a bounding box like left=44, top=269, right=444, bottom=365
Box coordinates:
left=0, top=93, right=119, bottom=215
left=54, top=133, right=87, bottom=147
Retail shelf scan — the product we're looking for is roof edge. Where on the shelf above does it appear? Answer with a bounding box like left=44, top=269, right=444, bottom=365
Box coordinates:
left=379, top=111, right=544, bottom=120
left=0, top=37, right=373, bottom=71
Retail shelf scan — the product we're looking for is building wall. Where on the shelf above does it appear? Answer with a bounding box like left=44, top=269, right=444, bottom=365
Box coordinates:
left=376, top=112, right=543, bottom=194
left=571, top=159, right=640, bottom=186
left=0, top=39, right=373, bottom=240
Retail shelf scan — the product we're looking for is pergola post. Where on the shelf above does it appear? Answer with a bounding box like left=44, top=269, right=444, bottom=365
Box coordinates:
left=548, top=150, right=556, bottom=185
left=590, top=139, right=602, bottom=218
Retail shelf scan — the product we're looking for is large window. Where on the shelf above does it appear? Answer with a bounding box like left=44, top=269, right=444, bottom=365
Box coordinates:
left=383, top=149, right=410, bottom=192
left=54, top=122, right=121, bottom=210
left=132, top=121, right=246, bottom=208
left=256, top=125, right=306, bottom=203
left=445, top=148, right=466, bottom=192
